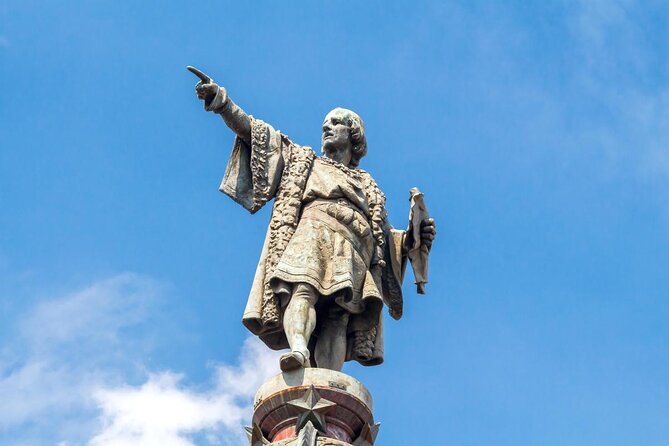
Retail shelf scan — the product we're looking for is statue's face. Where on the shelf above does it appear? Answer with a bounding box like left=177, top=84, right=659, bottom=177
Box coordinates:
left=321, top=111, right=352, bottom=164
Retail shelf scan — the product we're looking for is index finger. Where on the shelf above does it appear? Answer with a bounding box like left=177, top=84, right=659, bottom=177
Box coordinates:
left=187, top=65, right=212, bottom=84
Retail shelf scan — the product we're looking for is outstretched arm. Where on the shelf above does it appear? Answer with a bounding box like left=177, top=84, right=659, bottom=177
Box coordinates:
left=190, top=66, right=251, bottom=145
left=189, top=67, right=291, bottom=214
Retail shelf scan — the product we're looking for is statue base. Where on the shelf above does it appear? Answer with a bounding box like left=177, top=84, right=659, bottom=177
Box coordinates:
left=248, top=368, right=379, bottom=446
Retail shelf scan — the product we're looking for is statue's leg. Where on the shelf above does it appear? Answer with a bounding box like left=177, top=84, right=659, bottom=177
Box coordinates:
left=314, top=304, right=350, bottom=371
left=281, top=282, right=318, bottom=371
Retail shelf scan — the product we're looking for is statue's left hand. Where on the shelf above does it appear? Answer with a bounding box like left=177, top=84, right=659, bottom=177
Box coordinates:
left=419, top=218, right=436, bottom=250
left=403, top=217, right=436, bottom=255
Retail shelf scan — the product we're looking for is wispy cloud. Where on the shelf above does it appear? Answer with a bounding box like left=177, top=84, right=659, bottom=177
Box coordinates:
left=0, top=273, right=280, bottom=446
left=18, top=273, right=158, bottom=353
left=568, top=0, right=669, bottom=179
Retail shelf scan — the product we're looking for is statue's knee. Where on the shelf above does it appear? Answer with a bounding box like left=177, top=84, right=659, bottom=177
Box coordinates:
left=292, top=282, right=318, bottom=305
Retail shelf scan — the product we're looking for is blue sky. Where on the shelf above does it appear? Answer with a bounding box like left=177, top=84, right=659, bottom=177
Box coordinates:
left=1, top=1, right=668, bottom=445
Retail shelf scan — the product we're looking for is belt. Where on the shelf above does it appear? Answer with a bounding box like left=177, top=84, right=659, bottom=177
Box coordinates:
left=303, top=198, right=367, bottom=218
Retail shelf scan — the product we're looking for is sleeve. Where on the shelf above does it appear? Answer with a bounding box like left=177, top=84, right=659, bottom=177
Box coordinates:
left=387, top=229, right=408, bottom=284
left=219, top=118, right=285, bottom=213
left=381, top=227, right=408, bottom=320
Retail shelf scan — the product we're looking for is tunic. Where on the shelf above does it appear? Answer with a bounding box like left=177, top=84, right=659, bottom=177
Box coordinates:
left=271, top=157, right=383, bottom=314
left=219, top=117, right=407, bottom=366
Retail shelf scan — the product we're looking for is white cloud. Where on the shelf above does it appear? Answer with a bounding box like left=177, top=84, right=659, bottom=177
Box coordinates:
left=89, top=337, right=280, bottom=446
left=0, top=273, right=281, bottom=446
left=0, top=273, right=161, bottom=434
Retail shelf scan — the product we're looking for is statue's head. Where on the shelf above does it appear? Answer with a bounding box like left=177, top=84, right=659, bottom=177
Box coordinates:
left=321, top=108, right=367, bottom=168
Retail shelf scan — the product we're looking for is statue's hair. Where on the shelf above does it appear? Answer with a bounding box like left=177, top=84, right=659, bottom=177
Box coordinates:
left=325, top=108, right=367, bottom=168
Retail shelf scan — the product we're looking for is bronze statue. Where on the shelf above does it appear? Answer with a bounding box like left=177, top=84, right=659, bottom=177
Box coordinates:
left=189, top=66, right=436, bottom=372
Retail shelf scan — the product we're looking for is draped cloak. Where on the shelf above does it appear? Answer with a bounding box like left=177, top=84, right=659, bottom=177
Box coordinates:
left=219, top=118, right=407, bottom=366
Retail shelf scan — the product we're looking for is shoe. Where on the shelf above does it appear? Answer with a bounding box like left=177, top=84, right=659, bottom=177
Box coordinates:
left=280, top=351, right=306, bottom=372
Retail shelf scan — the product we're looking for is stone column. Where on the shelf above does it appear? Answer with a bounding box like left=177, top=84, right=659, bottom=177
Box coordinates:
left=247, top=369, right=380, bottom=446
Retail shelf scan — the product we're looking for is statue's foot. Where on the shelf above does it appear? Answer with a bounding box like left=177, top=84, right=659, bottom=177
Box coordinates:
left=280, top=351, right=307, bottom=372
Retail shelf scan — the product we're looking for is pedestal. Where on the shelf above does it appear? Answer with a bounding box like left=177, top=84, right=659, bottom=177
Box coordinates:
left=247, top=368, right=380, bottom=446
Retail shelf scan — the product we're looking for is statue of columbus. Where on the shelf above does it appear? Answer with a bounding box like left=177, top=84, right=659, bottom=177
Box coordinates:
left=190, top=67, right=436, bottom=372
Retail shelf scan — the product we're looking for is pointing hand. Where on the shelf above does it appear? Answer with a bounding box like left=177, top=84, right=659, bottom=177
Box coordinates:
left=188, top=66, right=225, bottom=108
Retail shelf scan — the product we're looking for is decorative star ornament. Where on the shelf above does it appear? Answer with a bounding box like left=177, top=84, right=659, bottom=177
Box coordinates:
left=287, top=385, right=337, bottom=434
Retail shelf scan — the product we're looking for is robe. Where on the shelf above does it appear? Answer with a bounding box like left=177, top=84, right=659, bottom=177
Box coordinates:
left=219, top=117, right=407, bottom=366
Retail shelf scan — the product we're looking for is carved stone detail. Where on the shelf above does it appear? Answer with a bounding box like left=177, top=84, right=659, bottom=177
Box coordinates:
left=252, top=369, right=378, bottom=446
left=296, top=420, right=318, bottom=446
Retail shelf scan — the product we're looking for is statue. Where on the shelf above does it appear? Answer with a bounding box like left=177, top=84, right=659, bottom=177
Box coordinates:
left=189, top=67, right=436, bottom=373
